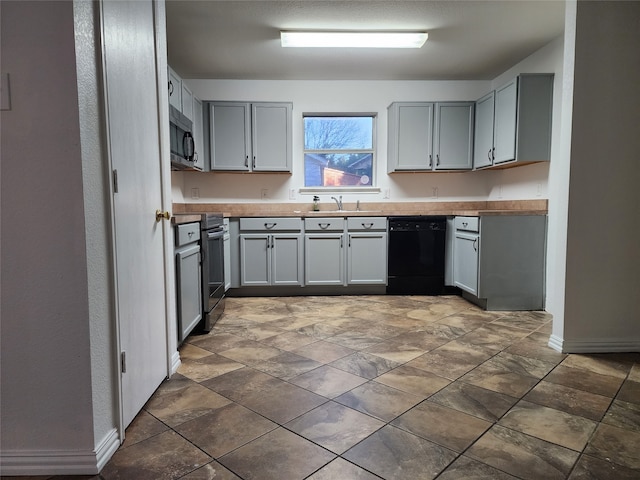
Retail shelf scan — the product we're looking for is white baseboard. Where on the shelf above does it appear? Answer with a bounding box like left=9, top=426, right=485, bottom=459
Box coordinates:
left=0, top=428, right=120, bottom=476
left=548, top=334, right=640, bottom=353
left=170, top=350, right=181, bottom=375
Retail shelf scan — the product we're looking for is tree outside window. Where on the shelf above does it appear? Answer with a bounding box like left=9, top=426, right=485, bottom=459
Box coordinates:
left=304, top=115, right=375, bottom=187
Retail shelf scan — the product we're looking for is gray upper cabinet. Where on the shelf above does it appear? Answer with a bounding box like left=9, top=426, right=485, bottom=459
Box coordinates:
left=474, top=74, right=554, bottom=169
left=168, top=66, right=182, bottom=111
left=388, top=101, right=474, bottom=172
left=433, top=102, right=474, bottom=170
left=387, top=102, right=434, bottom=171
left=210, top=102, right=292, bottom=172
left=191, top=97, right=205, bottom=171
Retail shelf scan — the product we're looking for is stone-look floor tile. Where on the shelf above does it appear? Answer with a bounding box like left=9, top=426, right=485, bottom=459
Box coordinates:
left=292, top=340, right=354, bottom=363
left=177, top=353, right=245, bottom=383
left=144, top=376, right=232, bottom=427
left=179, top=460, right=241, bottom=479
left=187, top=332, right=249, bottom=353
left=545, top=365, right=625, bottom=397
left=428, top=381, right=518, bottom=422
left=523, top=380, right=612, bottom=421
left=504, top=336, right=568, bottom=364
left=617, top=380, right=640, bottom=405
left=261, top=330, right=317, bottom=351
left=268, top=315, right=319, bottom=331
left=456, top=328, right=514, bottom=353
left=179, top=342, right=216, bottom=360
left=436, top=455, right=520, bottom=480
left=363, top=340, right=429, bottom=363
left=406, top=341, right=493, bottom=380
left=294, top=322, right=348, bottom=340
left=329, top=352, right=400, bottom=379
left=306, top=457, right=383, bottom=480
left=392, top=401, right=491, bottom=452
left=568, top=454, right=640, bottom=480
left=326, top=331, right=385, bottom=350
left=334, top=381, right=422, bottom=422
left=217, top=341, right=282, bottom=365
left=603, top=399, right=640, bottom=432
left=384, top=330, right=450, bottom=351
left=374, top=365, right=450, bottom=398
left=584, top=423, right=640, bottom=469
left=434, top=312, right=494, bottom=334
left=239, top=380, right=328, bottom=424
left=218, top=427, right=336, bottom=480
left=561, top=354, right=632, bottom=379
left=628, top=363, right=640, bottom=382
left=466, top=425, right=579, bottom=480
left=240, top=323, right=288, bottom=341
left=348, top=321, right=408, bottom=340
left=289, top=365, right=367, bottom=398
left=482, top=321, right=532, bottom=340
left=343, top=425, right=457, bottom=480
left=100, top=430, right=211, bottom=480
left=491, top=313, right=549, bottom=332
left=499, top=400, right=597, bottom=451
left=285, top=401, right=385, bottom=454
left=252, top=351, right=323, bottom=380
left=175, top=403, right=277, bottom=458
left=121, top=410, right=169, bottom=448
left=201, top=366, right=281, bottom=402
left=415, top=323, right=468, bottom=340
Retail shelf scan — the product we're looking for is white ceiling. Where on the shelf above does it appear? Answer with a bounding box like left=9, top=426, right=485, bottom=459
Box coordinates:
left=166, top=0, right=565, bottom=81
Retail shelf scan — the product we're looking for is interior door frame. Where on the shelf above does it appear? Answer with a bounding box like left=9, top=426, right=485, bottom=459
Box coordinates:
left=98, top=0, right=179, bottom=441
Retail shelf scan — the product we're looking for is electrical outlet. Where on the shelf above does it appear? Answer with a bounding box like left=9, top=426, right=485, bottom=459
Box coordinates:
left=191, top=187, right=199, bottom=199
left=536, top=183, right=542, bottom=197
left=261, top=188, right=269, bottom=200
left=383, top=188, right=390, bottom=199
left=289, top=188, right=296, bottom=200
left=432, top=187, right=438, bottom=199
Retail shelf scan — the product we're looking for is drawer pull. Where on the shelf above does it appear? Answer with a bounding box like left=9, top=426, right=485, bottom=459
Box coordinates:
left=362, top=223, right=374, bottom=229
left=319, top=223, right=330, bottom=229
left=462, top=222, right=468, bottom=227
left=264, top=222, right=277, bottom=229
left=473, top=238, right=478, bottom=251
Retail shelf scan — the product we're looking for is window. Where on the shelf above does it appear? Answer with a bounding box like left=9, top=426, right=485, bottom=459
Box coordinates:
left=304, top=115, right=375, bottom=188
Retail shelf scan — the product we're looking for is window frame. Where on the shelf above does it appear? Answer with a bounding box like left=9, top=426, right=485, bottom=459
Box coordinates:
left=301, top=112, right=380, bottom=193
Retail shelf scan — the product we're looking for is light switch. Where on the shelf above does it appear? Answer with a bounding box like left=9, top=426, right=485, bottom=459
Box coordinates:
left=1, top=73, right=11, bottom=111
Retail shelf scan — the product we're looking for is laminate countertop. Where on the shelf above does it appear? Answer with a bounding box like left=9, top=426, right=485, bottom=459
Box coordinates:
left=173, top=199, right=547, bottom=219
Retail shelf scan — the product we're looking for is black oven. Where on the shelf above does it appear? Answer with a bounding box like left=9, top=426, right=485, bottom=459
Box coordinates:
left=200, top=213, right=225, bottom=331
left=169, top=104, right=195, bottom=170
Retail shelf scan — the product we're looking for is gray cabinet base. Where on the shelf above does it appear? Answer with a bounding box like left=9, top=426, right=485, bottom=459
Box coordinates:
left=461, top=290, right=544, bottom=311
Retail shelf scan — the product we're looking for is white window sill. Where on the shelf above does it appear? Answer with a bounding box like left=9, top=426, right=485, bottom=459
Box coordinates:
left=299, top=187, right=381, bottom=195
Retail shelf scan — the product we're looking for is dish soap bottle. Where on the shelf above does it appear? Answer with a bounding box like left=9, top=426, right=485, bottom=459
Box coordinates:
left=312, top=196, right=320, bottom=211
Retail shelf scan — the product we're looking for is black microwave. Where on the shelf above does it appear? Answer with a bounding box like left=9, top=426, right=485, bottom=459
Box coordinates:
left=169, top=105, right=196, bottom=170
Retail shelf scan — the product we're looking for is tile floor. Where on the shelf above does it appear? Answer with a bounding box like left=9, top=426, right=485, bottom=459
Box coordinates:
left=9, top=295, right=640, bottom=480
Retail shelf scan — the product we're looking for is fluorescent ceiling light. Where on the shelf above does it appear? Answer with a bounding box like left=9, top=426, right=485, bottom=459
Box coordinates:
left=280, top=31, right=428, bottom=49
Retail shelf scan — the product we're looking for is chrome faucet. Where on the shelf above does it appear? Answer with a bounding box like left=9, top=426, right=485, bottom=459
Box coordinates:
left=331, top=195, right=343, bottom=211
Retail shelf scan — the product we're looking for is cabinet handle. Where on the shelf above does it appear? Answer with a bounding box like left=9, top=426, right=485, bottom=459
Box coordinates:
left=340, top=237, right=343, bottom=248
left=362, top=223, right=374, bottom=229
left=492, top=147, right=495, bottom=160
left=473, top=238, right=478, bottom=252
left=436, top=154, right=440, bottom=166
left=319, top=223, right=330, bottom=229
left=264, top=222, right=277, bottom=229
left=168, top=80, right=173, bottom=96
left=487, top=149, right=492, bottom=161
left=270, top=236, right=274, bottom=248
left=253, top=156, right=256, bottom=169
left=429, top=154, right=432, bottom=166
left=245, top=155, right=249, bottom=167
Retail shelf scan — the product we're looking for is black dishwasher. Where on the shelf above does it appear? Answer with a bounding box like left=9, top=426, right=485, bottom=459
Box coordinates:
left=387, top=216, right=447, bottom=295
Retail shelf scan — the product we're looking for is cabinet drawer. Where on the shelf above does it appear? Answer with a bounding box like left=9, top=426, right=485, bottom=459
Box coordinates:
left=304, top=217, right=345, bottom=231
left=454, top=216, right=479, bottom=232
left=240, top=217, right=302, bottom=232
left=176, top=222, right=200, bottom=247
left=347, top=217, right=387, bottom=231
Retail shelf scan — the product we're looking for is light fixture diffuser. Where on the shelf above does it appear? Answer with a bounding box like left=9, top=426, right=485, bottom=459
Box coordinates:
left=280, top=31, right=428, bottom=49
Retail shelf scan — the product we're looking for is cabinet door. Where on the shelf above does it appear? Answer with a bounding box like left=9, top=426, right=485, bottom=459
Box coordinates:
left=192, top=97, right=205, bottom=171
left=211, top=103, right=251, bottom=171
left=305, top=234, right=344, bottom=285
left=176, top=244, right=202, bottom=342
left=181, top=83, right=194, bottom=121
left=272, top=234, right=303, bottom=286
left=473, top=92, right=495, bottom=169
left=347, top=232, right=387, bottom=284
left=252, top=103, right=292, bottom=172
left=493, top=78, right=518, bottom=164
left=453, top=231, right=479, bottom=296
left=240, top=234, right=270, bottom=286
left=390, top=103, right=434, bottom=171
left=168, top=66, right=182, bottom=110
left=434, top=102, right=474, bottom=170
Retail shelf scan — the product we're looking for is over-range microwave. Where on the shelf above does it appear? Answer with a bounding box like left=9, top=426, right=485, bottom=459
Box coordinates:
left=169, top=104, right=196, bottom=170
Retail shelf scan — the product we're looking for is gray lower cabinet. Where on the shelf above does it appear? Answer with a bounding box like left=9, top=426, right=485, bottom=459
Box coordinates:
left=453, top=215, right=546, bottom=310
left=239, top=217, right=303, bottom=286
left=304, top=218, right=345, bottom=286
left=175, top=222, right=202, bottom=343
left=347, top=217, right=387, bottom=285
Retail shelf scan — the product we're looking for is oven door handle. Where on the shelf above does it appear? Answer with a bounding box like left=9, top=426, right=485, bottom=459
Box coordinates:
left=207, top=229, right=224, bottom=240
